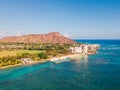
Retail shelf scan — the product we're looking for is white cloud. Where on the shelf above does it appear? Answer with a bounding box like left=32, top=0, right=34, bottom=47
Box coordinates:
left=0, top=31, right=9, bottom=38
left=11, top=30, right=22, bottom=36
left=0, top=30, right=22, bottom=38
left=63, top=33, right=71, bottom=38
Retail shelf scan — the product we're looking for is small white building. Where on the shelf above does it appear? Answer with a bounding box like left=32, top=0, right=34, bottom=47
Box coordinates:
left=21, top=58, right=33, bottom=64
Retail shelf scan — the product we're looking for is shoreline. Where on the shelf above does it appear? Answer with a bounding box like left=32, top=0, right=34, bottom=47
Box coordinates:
left=0, top=64, right=22, bottom=70
left=0, top=53, right=91, bottom=70
left=0, top=60, right=47, bottom=70
left=48, top=53, right=88, bottom=63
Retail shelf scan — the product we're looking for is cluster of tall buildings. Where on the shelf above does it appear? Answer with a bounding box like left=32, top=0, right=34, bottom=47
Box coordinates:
left=69, top=44, right=100, bottom=54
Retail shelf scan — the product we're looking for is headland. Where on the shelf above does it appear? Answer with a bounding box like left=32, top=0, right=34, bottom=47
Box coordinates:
left=0, top=32, right=100, bottom=69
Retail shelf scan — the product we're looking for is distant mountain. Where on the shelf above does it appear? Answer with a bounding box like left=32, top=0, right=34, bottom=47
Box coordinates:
left=0, top=32, right=75, bottom=44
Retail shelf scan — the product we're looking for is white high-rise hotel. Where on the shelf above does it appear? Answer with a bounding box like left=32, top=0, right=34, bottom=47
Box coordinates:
left=69, top=44, right=99, bottom=54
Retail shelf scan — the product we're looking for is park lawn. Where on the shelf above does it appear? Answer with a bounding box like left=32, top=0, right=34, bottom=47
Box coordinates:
left=18, top=50, right=44, bottom=55
left=0, top=50, right=44, bottom=58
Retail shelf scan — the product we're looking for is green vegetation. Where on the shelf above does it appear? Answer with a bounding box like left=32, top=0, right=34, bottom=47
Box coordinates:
left=0, top=50, right=44, bottom=58
left=38, top=52, right=48, bottom=59
left=0, top=43, right=78, bottom=68
left=0, top=56, right=22, bottom=67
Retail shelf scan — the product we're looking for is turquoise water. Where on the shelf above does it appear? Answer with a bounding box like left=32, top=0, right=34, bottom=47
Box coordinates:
left=0, top=40, right=120, bottom=90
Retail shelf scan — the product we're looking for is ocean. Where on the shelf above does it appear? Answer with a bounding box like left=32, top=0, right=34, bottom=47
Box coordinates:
left=0, top=40, right=120, bottom=90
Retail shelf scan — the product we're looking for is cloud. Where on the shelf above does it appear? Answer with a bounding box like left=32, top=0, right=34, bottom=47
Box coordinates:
left=0, top=30, right=22, bottom=38
left=11, top=30, right=22, bottom=36
left=0, top=31, right=9, bottom=38
left=63, top=33, right=71, bottom=38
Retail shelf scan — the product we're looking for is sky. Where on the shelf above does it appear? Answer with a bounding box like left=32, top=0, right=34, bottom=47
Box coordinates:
left=0, top=0, right=120, bottom=39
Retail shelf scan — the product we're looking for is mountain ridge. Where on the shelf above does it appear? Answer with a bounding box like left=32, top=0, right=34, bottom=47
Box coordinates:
left=0, top=32, right=75, bottom=44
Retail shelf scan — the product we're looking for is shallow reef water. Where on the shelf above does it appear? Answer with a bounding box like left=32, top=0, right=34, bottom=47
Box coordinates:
left=0, top=40, right=120, bottom=90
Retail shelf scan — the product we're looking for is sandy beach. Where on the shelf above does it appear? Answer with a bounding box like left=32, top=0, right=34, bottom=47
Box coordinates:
left=48, top=53, right=87, bottom=63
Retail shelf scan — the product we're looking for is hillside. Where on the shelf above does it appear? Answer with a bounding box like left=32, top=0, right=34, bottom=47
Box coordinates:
left=0, top=32, right=75, bottom=44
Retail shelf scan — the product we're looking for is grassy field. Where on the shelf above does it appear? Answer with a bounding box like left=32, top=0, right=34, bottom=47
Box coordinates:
left=0, top=50, right=44, bottom=58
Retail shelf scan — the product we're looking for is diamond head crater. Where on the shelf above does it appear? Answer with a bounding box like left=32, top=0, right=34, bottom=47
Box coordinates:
left=0, top=32, right=99, bottom=69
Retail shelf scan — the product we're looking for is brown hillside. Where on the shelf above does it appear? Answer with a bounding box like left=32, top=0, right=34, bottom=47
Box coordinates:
left=0, top=32, right=75, bottom=44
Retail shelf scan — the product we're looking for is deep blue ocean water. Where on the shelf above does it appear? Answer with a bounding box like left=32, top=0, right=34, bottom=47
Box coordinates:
left=0, top=40, right=120, bottom=90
